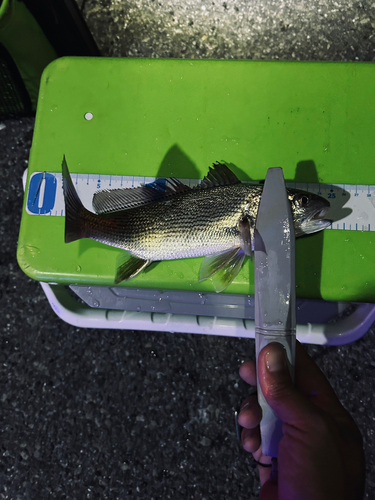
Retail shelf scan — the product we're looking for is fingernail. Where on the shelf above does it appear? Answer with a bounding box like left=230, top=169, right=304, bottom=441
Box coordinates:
left=265, top=344, right=287, bottom=373
left=240, top=401, right=251, bottom=412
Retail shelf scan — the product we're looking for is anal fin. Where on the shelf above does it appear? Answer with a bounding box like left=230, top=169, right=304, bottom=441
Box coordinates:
left=115, top=252, right=150, bottom=284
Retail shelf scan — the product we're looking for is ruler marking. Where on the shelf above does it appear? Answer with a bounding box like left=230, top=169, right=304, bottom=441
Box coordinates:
left=26, top=171, right=375, bottom=232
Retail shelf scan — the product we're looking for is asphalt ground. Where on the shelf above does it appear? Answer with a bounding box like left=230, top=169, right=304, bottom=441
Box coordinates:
left=1, top=0, right=375, bottom=498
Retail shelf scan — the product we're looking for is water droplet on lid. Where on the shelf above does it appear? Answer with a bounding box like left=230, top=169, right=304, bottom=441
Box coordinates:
left=198, top=293, right=206, bottom=305
left=92, top=300, right=100, bottom=308
left=26, top=245, right=40, bottom=256
left=84, top=112, right=93, bottom=121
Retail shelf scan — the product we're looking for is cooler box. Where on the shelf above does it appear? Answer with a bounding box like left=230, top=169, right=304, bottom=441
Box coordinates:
left=17, top=57, right=375, bottom=344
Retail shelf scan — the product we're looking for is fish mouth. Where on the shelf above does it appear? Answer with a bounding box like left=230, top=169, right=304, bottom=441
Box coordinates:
left=312, top=207, right=330, bottom=220
left=297, top=206, right=333, bottom=235
left=310, top=206, right=333, bottom=228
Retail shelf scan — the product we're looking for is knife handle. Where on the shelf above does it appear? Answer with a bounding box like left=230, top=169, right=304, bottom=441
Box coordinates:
left=255, top=332, right=296, bottom=458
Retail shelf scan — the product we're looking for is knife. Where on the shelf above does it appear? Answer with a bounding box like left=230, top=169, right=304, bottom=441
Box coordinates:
left=254, top=167, right=296, bottom=458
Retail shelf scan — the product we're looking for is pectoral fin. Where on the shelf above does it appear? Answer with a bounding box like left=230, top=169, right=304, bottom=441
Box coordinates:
left=115, top=252, right=150, bottom=284
left=239, top=216, right=252, bottom=259
left=198, top=247, right=246, bottom=293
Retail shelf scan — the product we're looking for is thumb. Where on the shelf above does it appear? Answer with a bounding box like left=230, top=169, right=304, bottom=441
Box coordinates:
left=258, top=342, right=318, bottom=426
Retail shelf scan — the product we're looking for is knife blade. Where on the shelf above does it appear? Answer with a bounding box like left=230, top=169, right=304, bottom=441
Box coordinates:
left=254, top=167, right=296, bottom=458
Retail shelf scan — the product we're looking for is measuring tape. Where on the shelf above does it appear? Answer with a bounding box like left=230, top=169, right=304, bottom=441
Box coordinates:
left=25, top=171, right=375, bottom=232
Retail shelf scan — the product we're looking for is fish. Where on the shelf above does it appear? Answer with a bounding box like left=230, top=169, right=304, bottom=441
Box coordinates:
left=62, top=156, right=332, bottom=292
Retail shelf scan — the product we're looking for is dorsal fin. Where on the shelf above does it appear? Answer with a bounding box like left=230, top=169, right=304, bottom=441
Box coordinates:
left=92, top=177, right=191, bottom=214
left=92, top=163, right=241, bottom=214
left=199, top=162, right=241, bottom=189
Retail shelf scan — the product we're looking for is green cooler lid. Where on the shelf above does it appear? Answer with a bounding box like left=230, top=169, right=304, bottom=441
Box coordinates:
left=17, top=57, right=375, bottom=302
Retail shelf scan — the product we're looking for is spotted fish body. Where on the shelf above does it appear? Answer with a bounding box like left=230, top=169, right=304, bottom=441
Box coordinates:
left=62, top=157, right=331, bottom=291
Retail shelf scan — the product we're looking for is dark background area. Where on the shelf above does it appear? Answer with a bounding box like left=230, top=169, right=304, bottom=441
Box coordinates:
left=1, top=0, right=375, bottom=498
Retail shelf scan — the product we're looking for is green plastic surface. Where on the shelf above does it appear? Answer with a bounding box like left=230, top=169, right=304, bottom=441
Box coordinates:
left=17, top=57, right=375, bottom=301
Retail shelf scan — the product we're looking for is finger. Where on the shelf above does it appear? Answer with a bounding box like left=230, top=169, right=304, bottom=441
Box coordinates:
left=295, top=341, right=336, bottom=396
left=241, top=426, right=261, bottom=453
left=252, top=446, right=273, bottom=488
left=240, top=394, right=257, bottom=412
left=239, top=359, right=257, bottom=386
left=238, top=395, right=262, bottom=429
left=294, top=342, right=352, bottom=419
left=259, top=477, right=278, bottom=500
left=258, top=342, right=320, bottom=426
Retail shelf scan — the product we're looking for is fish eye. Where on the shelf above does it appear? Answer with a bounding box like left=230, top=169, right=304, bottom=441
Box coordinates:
left=294, top=194, right=310, bottom=207
left=300, top=195, right=309, bottom=206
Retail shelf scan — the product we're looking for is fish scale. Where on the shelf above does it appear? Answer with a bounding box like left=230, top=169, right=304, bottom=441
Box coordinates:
left=96, top=185, right=255, bottom=260
left=122, top=185, right=253, bottom=260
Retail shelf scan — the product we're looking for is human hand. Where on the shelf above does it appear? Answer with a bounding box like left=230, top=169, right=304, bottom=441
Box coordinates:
left=238, top=341, right=365, bottom=500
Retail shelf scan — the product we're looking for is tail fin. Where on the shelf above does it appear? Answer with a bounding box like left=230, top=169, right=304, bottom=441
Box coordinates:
left=62, top=156, right=91, bottom=243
